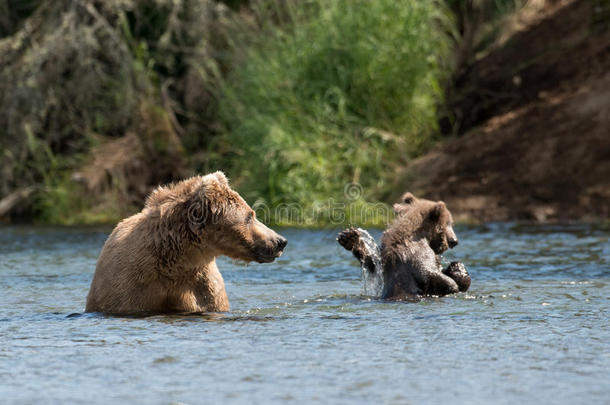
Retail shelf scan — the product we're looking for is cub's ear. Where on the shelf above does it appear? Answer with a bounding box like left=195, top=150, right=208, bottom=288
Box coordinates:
left=429, top=202, right=446, bottom=221
left=400, top=192, right=416, bottom=204
left=393, top=203, right=408, bottom=215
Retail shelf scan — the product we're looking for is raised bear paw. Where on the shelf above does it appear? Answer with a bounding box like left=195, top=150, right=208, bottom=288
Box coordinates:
left=337, top=227, right=362, bottom=252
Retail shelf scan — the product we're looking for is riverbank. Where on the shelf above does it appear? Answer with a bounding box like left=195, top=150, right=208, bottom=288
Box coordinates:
left=402, top=0, right=610, bottom=223
left=1, top=0, right=607, bottom=226
left=0, top=0, right=450, bottom=226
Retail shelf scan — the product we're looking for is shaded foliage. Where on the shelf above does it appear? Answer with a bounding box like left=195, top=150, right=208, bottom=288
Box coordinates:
left=0, top=0, right=534, bottom=225
left=0, top=0, right=220, bottom=222
left=210, top=0, right=452, bottom=223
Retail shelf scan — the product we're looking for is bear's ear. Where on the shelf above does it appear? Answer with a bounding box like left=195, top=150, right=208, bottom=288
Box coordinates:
left=393, top=203, right=403, bottom=214
left=400, top=192, right=416, bottom=204
left=212, top=171, right=229, bottom=186
left=393, top=203, right=411, bottom=216
left=429, top=202, right=446, bottom=221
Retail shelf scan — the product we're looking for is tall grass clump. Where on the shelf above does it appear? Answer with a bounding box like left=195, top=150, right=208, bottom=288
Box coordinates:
left=213, top=0, right=452, bottom=225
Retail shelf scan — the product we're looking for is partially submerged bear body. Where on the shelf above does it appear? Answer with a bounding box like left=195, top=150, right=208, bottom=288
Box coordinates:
left=85, top=172, right=287, bottom=314
left=338, top=193, right=470, bottom=299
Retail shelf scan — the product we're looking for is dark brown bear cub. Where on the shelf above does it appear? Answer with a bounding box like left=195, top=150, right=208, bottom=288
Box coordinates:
left=338, top=192, right=470, bottom=299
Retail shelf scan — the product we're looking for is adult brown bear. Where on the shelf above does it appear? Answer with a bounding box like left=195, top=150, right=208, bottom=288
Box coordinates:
left=85, top=172, right=287, bottom=314
left=338, top=192, right=470, bottom=299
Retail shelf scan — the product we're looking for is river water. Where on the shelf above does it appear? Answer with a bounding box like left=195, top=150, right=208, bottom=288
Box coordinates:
left=1, top=223, right=608, bottom=404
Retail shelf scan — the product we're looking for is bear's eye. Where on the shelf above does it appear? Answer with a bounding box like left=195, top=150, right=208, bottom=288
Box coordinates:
left=245, top=211, right=254, bottom=225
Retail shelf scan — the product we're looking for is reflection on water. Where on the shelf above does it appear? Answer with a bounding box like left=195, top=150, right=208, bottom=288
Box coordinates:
left=0, top=223, right=609, bottom=404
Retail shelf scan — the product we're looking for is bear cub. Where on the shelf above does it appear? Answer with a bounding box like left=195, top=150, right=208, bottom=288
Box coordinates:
left=338, top=192, right=470, bottom=299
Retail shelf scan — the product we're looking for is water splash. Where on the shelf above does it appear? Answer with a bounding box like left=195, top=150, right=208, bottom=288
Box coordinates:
left=355, top=228, right=384, bottom=297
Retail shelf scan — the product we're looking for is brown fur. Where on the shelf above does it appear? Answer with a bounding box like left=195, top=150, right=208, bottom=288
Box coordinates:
left=338, top=192, right=469, bottom=299
left=381, top=193, right=464, bottom=298
left=85, top=172, right=287, bottom=314
left=384, top=193, right=456, bottom=263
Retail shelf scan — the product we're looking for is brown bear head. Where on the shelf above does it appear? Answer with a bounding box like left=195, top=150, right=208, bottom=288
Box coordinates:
left=148, top=172, right=287, bottom=263
left=385, top=192, right=458, bottom=255
left=194, top=172, right=287, bottom=263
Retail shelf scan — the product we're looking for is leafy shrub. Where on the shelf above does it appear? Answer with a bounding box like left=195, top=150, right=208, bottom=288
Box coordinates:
left=212, top=0, right=452, bottom=224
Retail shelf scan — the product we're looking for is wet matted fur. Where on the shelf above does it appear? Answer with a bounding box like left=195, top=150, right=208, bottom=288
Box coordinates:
left=85, top=172, right=287, bottom=314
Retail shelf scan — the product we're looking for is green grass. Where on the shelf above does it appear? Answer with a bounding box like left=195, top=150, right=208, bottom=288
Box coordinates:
left=2, top=0, right=457, bottom=227
left=210, top=0, right=452, bottom=226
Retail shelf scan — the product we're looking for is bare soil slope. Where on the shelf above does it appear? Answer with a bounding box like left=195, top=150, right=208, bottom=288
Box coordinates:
left=403, top=0, right=610, bottom=222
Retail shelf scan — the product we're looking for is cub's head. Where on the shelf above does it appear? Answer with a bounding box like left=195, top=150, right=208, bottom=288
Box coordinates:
left=425, top=200, right=458, bottom=255
left=148, top=172, right=287, bottom=263
left=388, top=192, right=458, bottom=255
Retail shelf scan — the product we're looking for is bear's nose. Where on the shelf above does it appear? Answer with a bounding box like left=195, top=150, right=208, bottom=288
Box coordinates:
left=448, top=239, right=458, bottom=248
left=276, top=237, right=288, bottom=250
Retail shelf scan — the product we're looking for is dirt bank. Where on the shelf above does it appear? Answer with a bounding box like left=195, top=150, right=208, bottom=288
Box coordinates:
left=402, top=0, right=610, bottom=222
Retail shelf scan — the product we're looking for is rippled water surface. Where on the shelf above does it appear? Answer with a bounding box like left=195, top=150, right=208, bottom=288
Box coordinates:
left=1, top=224, right=609, bottom=404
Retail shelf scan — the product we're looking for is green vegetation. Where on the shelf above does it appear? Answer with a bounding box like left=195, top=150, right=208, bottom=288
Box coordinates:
left=0, top=0, right=524, bottom=226
left=211, top=0, right=451, bottom=223
left=0, top=0, right=211, bottom=224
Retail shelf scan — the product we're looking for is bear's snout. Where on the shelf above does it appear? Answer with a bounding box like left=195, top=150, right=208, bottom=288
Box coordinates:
left=266, top=236, right=287, bottom=259
left=448, top=238, right=458, bottom=249
left=251, top=233, right=287, bottom=263
left=276, top=237, right=288, bottom=251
